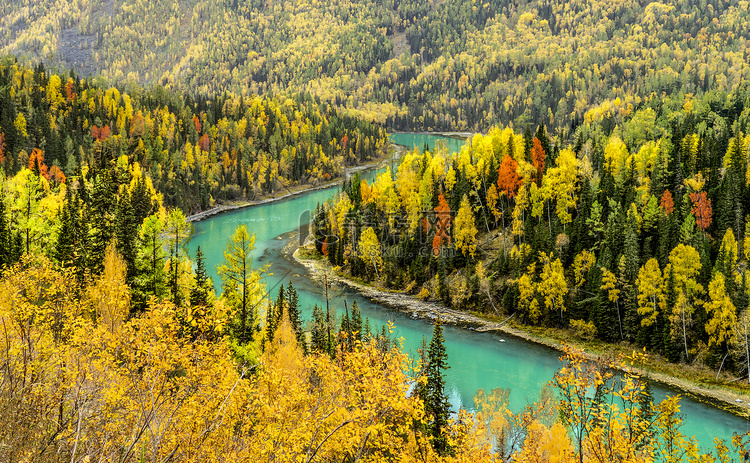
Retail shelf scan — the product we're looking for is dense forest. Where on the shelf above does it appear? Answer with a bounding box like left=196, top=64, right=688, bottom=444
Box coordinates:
left=4, top=245, right=748, bottom=461
left=3, top=76, right=745, bottom=459
left=2, top=0, right=749, bottom=132
left=4, top=0, right=750, bottom=460
left=0, top=58, right=387, bottom=212
left=314, top=84, right=750, bottom=381
left=1, top=103, right=748, bottom=463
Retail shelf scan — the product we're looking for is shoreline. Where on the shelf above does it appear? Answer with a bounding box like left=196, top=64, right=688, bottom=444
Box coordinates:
left=389, top=131, right=474, bottom=139
left=186, top=150, right=400, bottom=223
left=291, top=244, right=750, bottom=420
left=185, top=133, right=468, bottom=223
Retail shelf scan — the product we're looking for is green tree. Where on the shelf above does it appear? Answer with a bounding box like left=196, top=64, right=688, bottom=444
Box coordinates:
left=265, top=284, right=285, bottom=348
left=189, top=246, right=212, bottom=307
left=311, top=303, right=333, bottom=355
left=165, top=208, right=191, bottom=306
left=420, top=318, right=452, bottom=456
left=217, top=224, right=262, bottom=344
left=285, top=281, right=305, bottom=352
left=350, top=300, right=362, bottom=344
left=136, top=213, right=167, bottom=303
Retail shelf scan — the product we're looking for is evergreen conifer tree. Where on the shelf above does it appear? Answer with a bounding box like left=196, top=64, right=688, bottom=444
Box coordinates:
left=285, top=281, right=306, bottom=353
left=55, top=189, right=75, bottom=266
left=421, top=319, right=452, bottom=456
left=190, top=246, right=212, bottom=307
left=340, top=303, right=353, bottom=352
left=0, top=185, right=9, bottom=272
left=311, top=304, right=328, bottom=354
left=115, top=191, right=139, bottom=283
left=362, top=317, right=371, bottom=342
left=351, top=300, right=362, bottom=343
left=264, top=285, right=284, bottom=348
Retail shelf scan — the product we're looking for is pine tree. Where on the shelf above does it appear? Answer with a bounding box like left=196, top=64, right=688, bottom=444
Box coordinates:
left=438, top=255, right=449, bottom=303
left=89, top=172, right=116, bottom=274
left=362, top=317, right=372, bottom=342
left=114, top=191, right=138, bottom=283
left=190, top=246, right=212, bottom=307
left=421, top=319, right=452, bottom=456
left=351, top=300, right=362, bottom=343
left=285, top=281, right=305, bottom=352
left=340, top=302, right=353, bottom=352
left=311, top=304, right=328, bottom=354
left=0, top=184, right=10, bottom=272
left=265, top=285, right=285, bottom=348
left=55, top=189, right=76, bottom=266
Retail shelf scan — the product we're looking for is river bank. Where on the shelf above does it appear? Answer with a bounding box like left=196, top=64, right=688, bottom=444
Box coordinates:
left=291, top=242, right=750, bottom=420
left=186, top=149, right=403, bottom=223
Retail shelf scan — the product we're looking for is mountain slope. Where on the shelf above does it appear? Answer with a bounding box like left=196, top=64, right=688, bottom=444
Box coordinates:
left=2, top=0, right=750, bottom=132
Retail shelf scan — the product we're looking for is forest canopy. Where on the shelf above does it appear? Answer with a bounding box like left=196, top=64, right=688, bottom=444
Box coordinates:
left=314, top=83, right=750, bottom=381
left=2, top=0, right=749, bottom=132
left=0, top=59, right=387, bottom=212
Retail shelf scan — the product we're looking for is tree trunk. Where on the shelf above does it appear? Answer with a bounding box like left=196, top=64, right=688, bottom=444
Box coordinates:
left=682, top=308, right=689, bottom=362
left=716, top=350, right=729, bottom=381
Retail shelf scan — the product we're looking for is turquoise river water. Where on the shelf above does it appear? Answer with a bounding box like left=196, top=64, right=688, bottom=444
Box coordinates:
left=187, top=133, right=750, bottom=451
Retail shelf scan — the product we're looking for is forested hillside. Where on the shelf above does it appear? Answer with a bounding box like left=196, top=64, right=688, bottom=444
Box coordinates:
left=3, top=0, right=749, bottom=131
left=0, top=103, right=747, bottom=462
left=314, top=85, right=750, bottom=380
left=0, top=59, right=387, bottom=212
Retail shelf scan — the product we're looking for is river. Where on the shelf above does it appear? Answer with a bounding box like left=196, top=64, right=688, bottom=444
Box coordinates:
left=187, top=133, right=750, bottom=451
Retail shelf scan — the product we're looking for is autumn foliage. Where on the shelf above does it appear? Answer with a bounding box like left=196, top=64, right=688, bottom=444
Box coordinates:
left=90, top=124, right=111, bottom=141
left=497, top=154, right=522, bottom=198
left=27, top=148, right=49, bottom=180
left=659, top=189, right=674, bottom=215
left=531, top=137, right=546, bottom=184
left=690, top=191, right=712, bottom=232
left=199, top=133, right=211, bottom=152
left=433, top=193, right=452, bottom=255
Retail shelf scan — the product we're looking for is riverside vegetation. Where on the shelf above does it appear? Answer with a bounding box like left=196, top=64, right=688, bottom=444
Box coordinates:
left=4, top=167, right=750, bottom=461
left=315, top=86, right=750, bottom=387
left=3, top=70, right=750, bottom=461
left=4, top=0, right=750, bottom=459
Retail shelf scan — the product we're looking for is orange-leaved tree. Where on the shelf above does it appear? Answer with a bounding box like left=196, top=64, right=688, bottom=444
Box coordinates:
left=433, top=192, right=452, bottom=256
left=497, top=154, right=522, bottom=199
left=689, top=191, right=712, bottom=234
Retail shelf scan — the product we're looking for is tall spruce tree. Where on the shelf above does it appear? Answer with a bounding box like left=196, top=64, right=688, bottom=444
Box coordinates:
left=190, top=246, right=212, bottom=307
left=0, top=184, right=10, bottom=272
left=351, top=300, right=362, bottom=343
left=311, top=304, right=329, bottom=354
left=264, top=284, right=284, bottom=348
left=421, top=319, right=452, bottom=456
left=285, top=281, right=305, bottom=353
left=114, top=191, right=139, bottom=283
